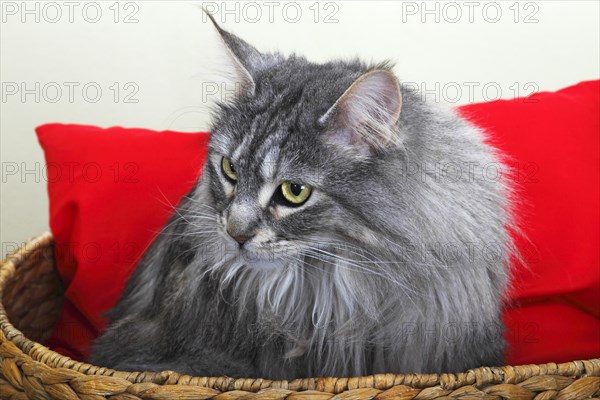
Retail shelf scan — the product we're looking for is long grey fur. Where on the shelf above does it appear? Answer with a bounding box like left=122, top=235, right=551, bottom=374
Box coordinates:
left=90, top=16, right=515, bottom=380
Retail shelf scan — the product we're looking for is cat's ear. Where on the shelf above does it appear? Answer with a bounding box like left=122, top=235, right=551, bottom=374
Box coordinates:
left=204, top=9, right=264, bottom=96
left=320, top=70, right=402, bottom=155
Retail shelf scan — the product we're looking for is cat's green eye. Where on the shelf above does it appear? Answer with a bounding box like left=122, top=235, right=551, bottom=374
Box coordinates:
left=280, top=181, right=312, bottom=205
left=222, top=157, right=237, bottom=182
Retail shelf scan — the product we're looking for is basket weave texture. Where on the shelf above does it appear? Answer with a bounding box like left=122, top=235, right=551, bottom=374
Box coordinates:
left=0, top=233, right=599, bottom=400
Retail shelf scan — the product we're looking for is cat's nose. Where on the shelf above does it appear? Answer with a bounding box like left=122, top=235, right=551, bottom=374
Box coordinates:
left=226, top=200, right=258, bottom=246
left=227, top=231, right=253, bottom=246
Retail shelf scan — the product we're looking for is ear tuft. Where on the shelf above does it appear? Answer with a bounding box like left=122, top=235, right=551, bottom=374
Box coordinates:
left=320, top=70, right=402, bottom=155
left=203, top=8, right=258, bottom=96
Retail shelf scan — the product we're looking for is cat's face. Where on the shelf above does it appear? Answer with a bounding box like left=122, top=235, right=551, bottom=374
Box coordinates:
left=197, top=15, right=403, bottom=270
left=207, top=111, right=337, bottom=269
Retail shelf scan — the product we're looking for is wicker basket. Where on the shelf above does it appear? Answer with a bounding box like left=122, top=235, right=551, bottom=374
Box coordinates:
left=1, top=233, right=598, bottom=400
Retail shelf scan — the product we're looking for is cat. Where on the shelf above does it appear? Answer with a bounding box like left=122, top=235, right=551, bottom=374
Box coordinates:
left=90, top=13, right=515, bottom=380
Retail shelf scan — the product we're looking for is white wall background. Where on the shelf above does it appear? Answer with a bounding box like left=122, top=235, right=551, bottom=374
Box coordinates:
left=1, top=0, right=599, bottom=249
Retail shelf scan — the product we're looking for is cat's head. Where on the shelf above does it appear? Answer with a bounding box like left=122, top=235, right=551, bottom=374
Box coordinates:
left=199, top=14, right=407, bottom=270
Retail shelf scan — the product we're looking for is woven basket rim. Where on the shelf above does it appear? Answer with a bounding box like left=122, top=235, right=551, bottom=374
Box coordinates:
left=1, top=232, right=599, bottom=395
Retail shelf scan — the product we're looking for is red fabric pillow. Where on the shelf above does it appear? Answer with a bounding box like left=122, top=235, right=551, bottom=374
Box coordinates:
left=37, top=125, right=209, bottom=359
left=38, top=80, right=600, bottom=366
left=457, top=80, right=600, bottom=364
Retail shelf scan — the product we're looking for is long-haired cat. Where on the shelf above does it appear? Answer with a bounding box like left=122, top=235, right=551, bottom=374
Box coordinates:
left=90, top=14, right=515, bottom=379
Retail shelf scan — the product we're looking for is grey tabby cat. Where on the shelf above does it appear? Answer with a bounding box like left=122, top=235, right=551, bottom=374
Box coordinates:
left=90, top=15, right=515, bottom=379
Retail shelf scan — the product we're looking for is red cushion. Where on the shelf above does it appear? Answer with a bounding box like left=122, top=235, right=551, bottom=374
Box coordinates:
left=37, top=124, right=209, bottom=359
left=38, top=80, right=600, bottom=365
left=458, top=80, right=600, bottom=364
